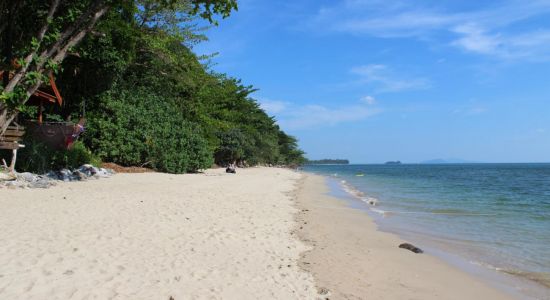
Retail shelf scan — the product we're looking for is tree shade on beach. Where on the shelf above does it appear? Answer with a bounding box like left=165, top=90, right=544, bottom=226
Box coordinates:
left=1, top=0, right=306, bottom=173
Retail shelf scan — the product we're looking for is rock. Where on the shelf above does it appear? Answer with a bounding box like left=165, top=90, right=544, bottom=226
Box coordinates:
left=317, top=287, right=330, bottom=295
left=54, top=169, right=73, bottom=181
left=78, top=164, right=98, bottom=177
left=4, top=164, right=114, bottom=189
left=46, top=171, right=58, bottom=180
left=0, top=172, right=16, bottom=181
left=72, top=170, right=88, bottom=181
left=28, top=178, right=53, bottom=188
left=399, top=243, right=423, bottom=254
left=96, top=167, right=113, bottom=177
left=17, top=172, right=38, bottom=183
left=5, top=181, right=24, bottom=189
left=77, top=165, right=114, bottom=178
left=367, top=198, right=378, bottom=206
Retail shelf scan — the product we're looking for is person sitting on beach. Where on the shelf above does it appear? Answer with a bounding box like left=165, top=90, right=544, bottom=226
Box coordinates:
left=226, top=162, right=236, bottom=174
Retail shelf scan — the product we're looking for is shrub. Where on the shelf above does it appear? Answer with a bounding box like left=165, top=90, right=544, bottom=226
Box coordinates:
left=86, top=88, right=213, bottom=173
left=57, top=141, right=102, bottom=169
left=15, top=139, right=100, bottom=174
left=7, top=139, right=56, bottom=174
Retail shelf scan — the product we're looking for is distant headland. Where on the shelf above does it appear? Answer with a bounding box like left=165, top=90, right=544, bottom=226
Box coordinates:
left=305, top=159, right=350, bottom=165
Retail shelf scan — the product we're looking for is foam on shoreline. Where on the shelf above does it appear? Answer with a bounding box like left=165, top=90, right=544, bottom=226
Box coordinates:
left=296, top=173, right=518, bottom=300
left=324, top=174, right=549, bottom=299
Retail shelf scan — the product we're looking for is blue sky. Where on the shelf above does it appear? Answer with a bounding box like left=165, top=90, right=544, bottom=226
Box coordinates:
left=195, top=0, right=550, bottom=163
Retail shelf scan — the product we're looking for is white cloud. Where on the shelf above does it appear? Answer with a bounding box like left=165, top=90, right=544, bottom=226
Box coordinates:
left=306, top=1, right=550, bottom=61
left=451, top=24, right=550, bottom=60
left=331, top=10, right=459, bottom=38
left=257, top=98, right=289, bottom=114
left=360, top=95, right=377, bottom=105
left=351, top=64, right=431, bottom=92
left=279, top=103, right=381, bottom=130
left=258, top=96, right=381, bottom=130
left=452, top=23, right=503, bottom=55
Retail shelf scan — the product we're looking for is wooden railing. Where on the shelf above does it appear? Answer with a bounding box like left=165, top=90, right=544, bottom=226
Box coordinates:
left=0, top=124, right=26, bottom=172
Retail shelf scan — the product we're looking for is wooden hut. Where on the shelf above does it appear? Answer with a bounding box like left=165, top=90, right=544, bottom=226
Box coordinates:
left=1, top=72, right=83, bottom=171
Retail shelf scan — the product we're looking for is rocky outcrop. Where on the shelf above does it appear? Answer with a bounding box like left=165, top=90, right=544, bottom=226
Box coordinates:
left=0, top=164, right=114, bottom=189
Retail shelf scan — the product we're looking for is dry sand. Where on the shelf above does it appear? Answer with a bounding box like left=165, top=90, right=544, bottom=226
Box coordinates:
left=296, top=173, right=516, bottom=300
left=0, top=168, right=318, bottom=299
left=0, top=168, right=520, bottom=299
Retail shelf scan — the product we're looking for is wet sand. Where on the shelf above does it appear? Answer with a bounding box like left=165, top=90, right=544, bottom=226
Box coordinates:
left=296, top=173, right=515, bottom=300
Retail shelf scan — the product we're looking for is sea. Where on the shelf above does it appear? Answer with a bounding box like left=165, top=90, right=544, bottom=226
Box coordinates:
left=303, top=163, right=550, bottom=300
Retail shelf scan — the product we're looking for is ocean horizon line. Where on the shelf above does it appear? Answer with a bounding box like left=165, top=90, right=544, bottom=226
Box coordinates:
left=320, top=162, right=550, bottom=165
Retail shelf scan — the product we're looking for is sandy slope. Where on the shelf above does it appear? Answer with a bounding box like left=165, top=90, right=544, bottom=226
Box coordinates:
left=0, top=168, right=318, bottom=300
left=296, top=174, right=517, bottom=300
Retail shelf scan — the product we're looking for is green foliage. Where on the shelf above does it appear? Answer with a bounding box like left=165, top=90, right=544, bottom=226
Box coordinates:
left=58, top=141, right=102, bottom=169
left=215, top=128, right=247, bottom=165
left=277, top=131, right=306, bottom=166
left=3, top=0, right=305, bottom=174
left=85, top=88, right=213, bottom=173
left=0, top=0, right=238, bottom=111
left=15, top=140, right=100, bottom=174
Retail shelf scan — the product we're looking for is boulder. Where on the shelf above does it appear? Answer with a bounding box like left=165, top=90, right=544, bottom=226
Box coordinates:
left=78, top=164, right=98, bottom=177
left=17, top=172, right=38, bottom=183
left=72, top=170, right=88, bottom=181
left=52, top=169, right=73, bottom=181
left=28, top=179, right=53, bottom=189
left=399, top=243, right=423, bottom=254
left=0, top=171, right=16, bottom=181
left=5, top=164, right=114, bottom=189
left=5, top=180, right=25, bottom=189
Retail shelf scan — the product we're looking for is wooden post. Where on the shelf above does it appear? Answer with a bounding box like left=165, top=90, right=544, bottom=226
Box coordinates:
left=9, top=148, right=17, bottom=172
left=38, top=100, right=43, bottom=124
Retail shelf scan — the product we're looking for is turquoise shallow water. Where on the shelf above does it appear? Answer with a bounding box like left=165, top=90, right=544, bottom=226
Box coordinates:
left=303, top=163, right=550, bottom=295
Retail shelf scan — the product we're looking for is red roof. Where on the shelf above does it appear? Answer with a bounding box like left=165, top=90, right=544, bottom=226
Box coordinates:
left=0, top=71, right=63, bottom=106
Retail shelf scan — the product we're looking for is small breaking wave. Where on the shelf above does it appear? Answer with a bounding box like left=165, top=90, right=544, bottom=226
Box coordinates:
left=337, top=180, right=497, bottom=218
left=471, top=261, right=550, bottom=289
left=338, top=180, right=387, bottom=214
left=501, top=269, right=550, bottom=288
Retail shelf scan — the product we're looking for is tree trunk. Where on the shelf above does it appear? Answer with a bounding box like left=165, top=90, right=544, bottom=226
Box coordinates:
left=0, top=0, right=110, bottom=136
left=0, top=107, right=16, bottom=136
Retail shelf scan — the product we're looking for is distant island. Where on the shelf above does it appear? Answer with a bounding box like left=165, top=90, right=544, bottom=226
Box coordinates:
left=385, top=161, right=402, bottom=165
left=305, top=159, right=350, bottom=165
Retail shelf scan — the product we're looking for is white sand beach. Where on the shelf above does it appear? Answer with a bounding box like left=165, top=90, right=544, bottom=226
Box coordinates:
left=0, top=168, right=317, bottom=299
left=1, top=168, right=516, bottom=299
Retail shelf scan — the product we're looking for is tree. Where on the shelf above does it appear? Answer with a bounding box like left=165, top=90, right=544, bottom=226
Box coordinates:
left=0, top=0, right=237, bottom=135
left=4, top=0, right=307, bottom=173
